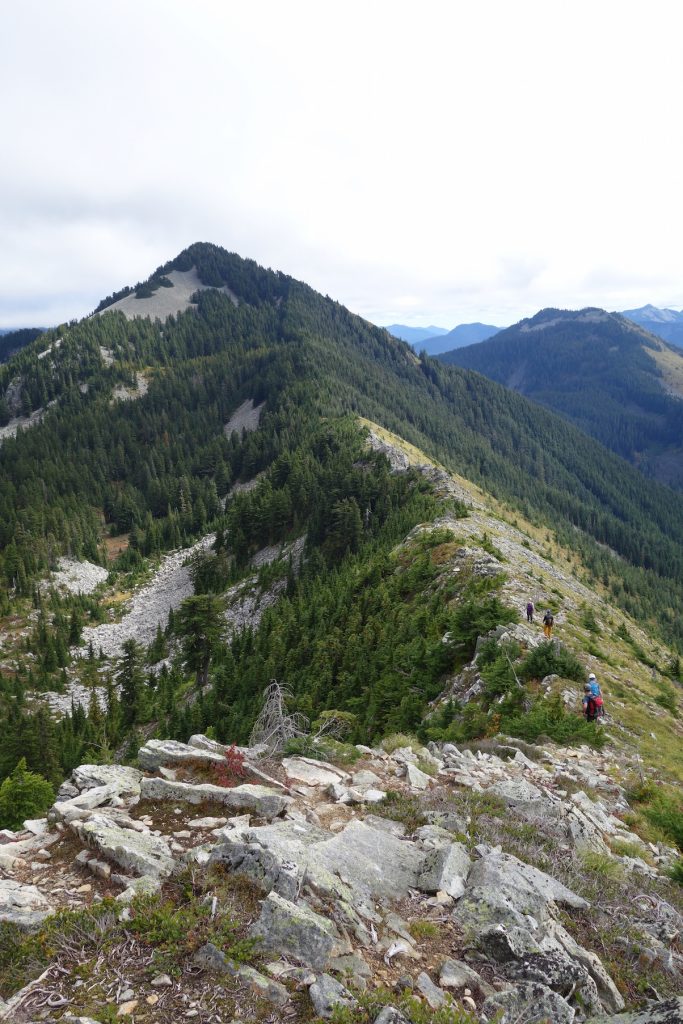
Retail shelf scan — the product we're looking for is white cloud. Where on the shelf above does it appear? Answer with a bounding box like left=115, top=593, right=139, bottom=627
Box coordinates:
left=2, top=0, right=683, bottom=327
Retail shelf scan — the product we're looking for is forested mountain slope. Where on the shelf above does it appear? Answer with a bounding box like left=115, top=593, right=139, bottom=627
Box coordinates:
left=439, top=306, right=683, bottom=487
left=2, top=244, right=683, bottom=780
left=2, top=252, right=683, bottom=638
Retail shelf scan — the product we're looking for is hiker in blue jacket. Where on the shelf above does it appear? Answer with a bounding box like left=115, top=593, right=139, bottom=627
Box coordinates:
left=586, top=673, right=605, bottom=718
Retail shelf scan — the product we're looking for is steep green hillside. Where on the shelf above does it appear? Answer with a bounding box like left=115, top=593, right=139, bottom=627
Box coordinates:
left=4, top=249, right=683, bottom=637
left=2, top=244, right=683, bottom=793
left=439, top=306, right=683, bottom=486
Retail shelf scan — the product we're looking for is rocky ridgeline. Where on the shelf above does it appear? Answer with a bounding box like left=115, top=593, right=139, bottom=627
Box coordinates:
left=0, top=731, right=680, bottom=1024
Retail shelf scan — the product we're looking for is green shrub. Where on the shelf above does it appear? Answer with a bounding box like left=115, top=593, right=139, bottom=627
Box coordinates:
left=625, top=783, right=683, bottom=852
left=581, top=605, right=601, bottom=634
left=447, top=594, right=518, bottom=665
left=519, top=641, right=584, bottom=682
left=654, top=683, right=679, bottom=717
left=580, top=850, right=625, bottom=880
left=0, top=759, right=54, bottom=831
left=329, top=985, right=478, bottom=1023
left=381, top=733, right=422, bottom=754
left=374, top=791, right=426, bottom=833
left=501, top=695, right=607, bottom=749
left=409, top=919, right=441, bottom=940
left=669, top=859, right=683, bottom=886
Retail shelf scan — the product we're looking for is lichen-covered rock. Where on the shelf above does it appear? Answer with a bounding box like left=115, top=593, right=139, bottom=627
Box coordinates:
left=71, top=764, right=143, bottom=794
left=465, top=849, right=588, bottom=912
left=500, top=950, right=601, bottom=1016
left=542, top=918, right=625, bottom=1013
left=71, top=816, right=175, bottom=878
left=417, top=841, right=471, bottom=898
left=373, top=1008, right=411, bottom=1024
left=489, top=777, right=548, bottom=806
left=139, top=777, right=288, bottom=818
left=585, top=998, right=683, bottom=1023
left=51, top=781, right=137, bottom=823
left=0, top=879, right=53, bottom=929
left=137, top=738, right=224, bottom=771
left=406, top=763, right=432, bottom=790
left=481, top=981, right=575, bottom=1023
left=249, top=892, right=341, bottom=969
left=455, top=882, right=548, bottom=933
left=439, top=958, right=496, bottom=997
left=309, top=974, right=356, bottom=1018
left=416, top=971, right=446, bottom=1009
left=187, top=734, right=268, bottom=760
left=282, top=756, right=351, bottom=787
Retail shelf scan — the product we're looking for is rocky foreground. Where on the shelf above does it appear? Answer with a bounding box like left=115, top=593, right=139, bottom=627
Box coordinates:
left=0, top=730, right=681, bottom=1024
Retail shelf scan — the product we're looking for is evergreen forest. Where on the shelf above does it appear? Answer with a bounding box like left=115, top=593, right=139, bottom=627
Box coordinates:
left=439, top=306, right=683, bottom=486
left=2, top=243, right=683, bottom=793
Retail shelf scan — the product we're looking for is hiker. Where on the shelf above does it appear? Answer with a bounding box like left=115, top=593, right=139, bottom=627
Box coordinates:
left=543, top=609, right=554, bottom=638
left=587, top=673, right=605, bottom=717
left=526, top=599, right=534, bottom=623
left=583, top=683, right=599, bottom=722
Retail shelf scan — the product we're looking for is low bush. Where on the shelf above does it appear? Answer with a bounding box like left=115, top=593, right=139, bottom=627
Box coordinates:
left=329, top=985, right=478, bottom=1023
left=374, top=791, right=426, bottom=833
left=381, top=733, right=422, bottom=754
left=501, top=695, right=607, bottom=749
left=519, top=641, right=584, bottom=683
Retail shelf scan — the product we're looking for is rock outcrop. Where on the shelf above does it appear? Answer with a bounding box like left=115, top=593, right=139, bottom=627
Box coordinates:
left=0, top=732, right=679, bottom=1022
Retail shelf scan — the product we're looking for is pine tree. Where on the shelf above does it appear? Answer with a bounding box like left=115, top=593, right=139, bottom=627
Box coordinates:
left=0, top=758, right=54, bottom=830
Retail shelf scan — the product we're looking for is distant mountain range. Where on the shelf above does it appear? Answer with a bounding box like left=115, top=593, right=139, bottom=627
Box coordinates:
left=619, top=304, right=683, bottom=348
left=386, top=322, right=501, bottom=355
left=384, top=324, right=448, bottom=347
left=439, top=306, right=683, bottom=489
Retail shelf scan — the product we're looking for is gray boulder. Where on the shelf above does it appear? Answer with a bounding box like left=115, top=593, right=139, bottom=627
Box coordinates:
left=51, top=781, right=136, bottom=824
left=500, top=950, right=601, bottom=1016
left=282, top=756, right=351, bottom=787
left=71, top=763, right=143, bottom=794
left=71, top=816, right=175, bottom=878
left=210, top=817, right=425, bottom=913
left=455, top=883, right=549, bottom=934
left=417, top=841, right=471, bottom=898
left=439, top=958, right=496, bottom=997
left=315, top=819, right=425, bottom=902
left=249, top=892, right=341, bottom=969
left=467, top=850, right=589, bottom=911
left=542, top=918, right=625, bottom=1013
left=478, top=924, right=542, bottom=961
left=489, top=777, right=548, bottom=807
left=309, top=974, right=356, bottom=1018
left=0, top=879, right=53, bottom=929
left=139, top=777, right=288, bottom=818
left=188, top=734, right=268, bottom=760
left=416, top=971, right=446, bottom=1009
left=406, top=763, right=432, bottom=790
left=138, top=738, right=224, bottom=771
left=585, top=998, right=683, bottom=1023
left=373, top=1009, right=411, bottom=1024
left=193, top=942, right=288, bottom=1006
left=482, top=981, right=575, bottom=1023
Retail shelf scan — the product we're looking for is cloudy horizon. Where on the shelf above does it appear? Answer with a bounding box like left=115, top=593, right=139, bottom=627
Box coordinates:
left=2, top=0, right=683, bottom=329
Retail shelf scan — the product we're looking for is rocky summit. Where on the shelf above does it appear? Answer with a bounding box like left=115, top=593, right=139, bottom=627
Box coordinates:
left=0, top=728, right=680, bottom=1023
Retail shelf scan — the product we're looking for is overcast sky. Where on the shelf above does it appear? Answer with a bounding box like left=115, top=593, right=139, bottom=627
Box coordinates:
left=2, top=0, right=682, bottom=329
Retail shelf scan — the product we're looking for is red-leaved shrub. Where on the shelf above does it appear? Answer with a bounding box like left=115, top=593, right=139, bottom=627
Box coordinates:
left=212, top=744, right=247, bottom=788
